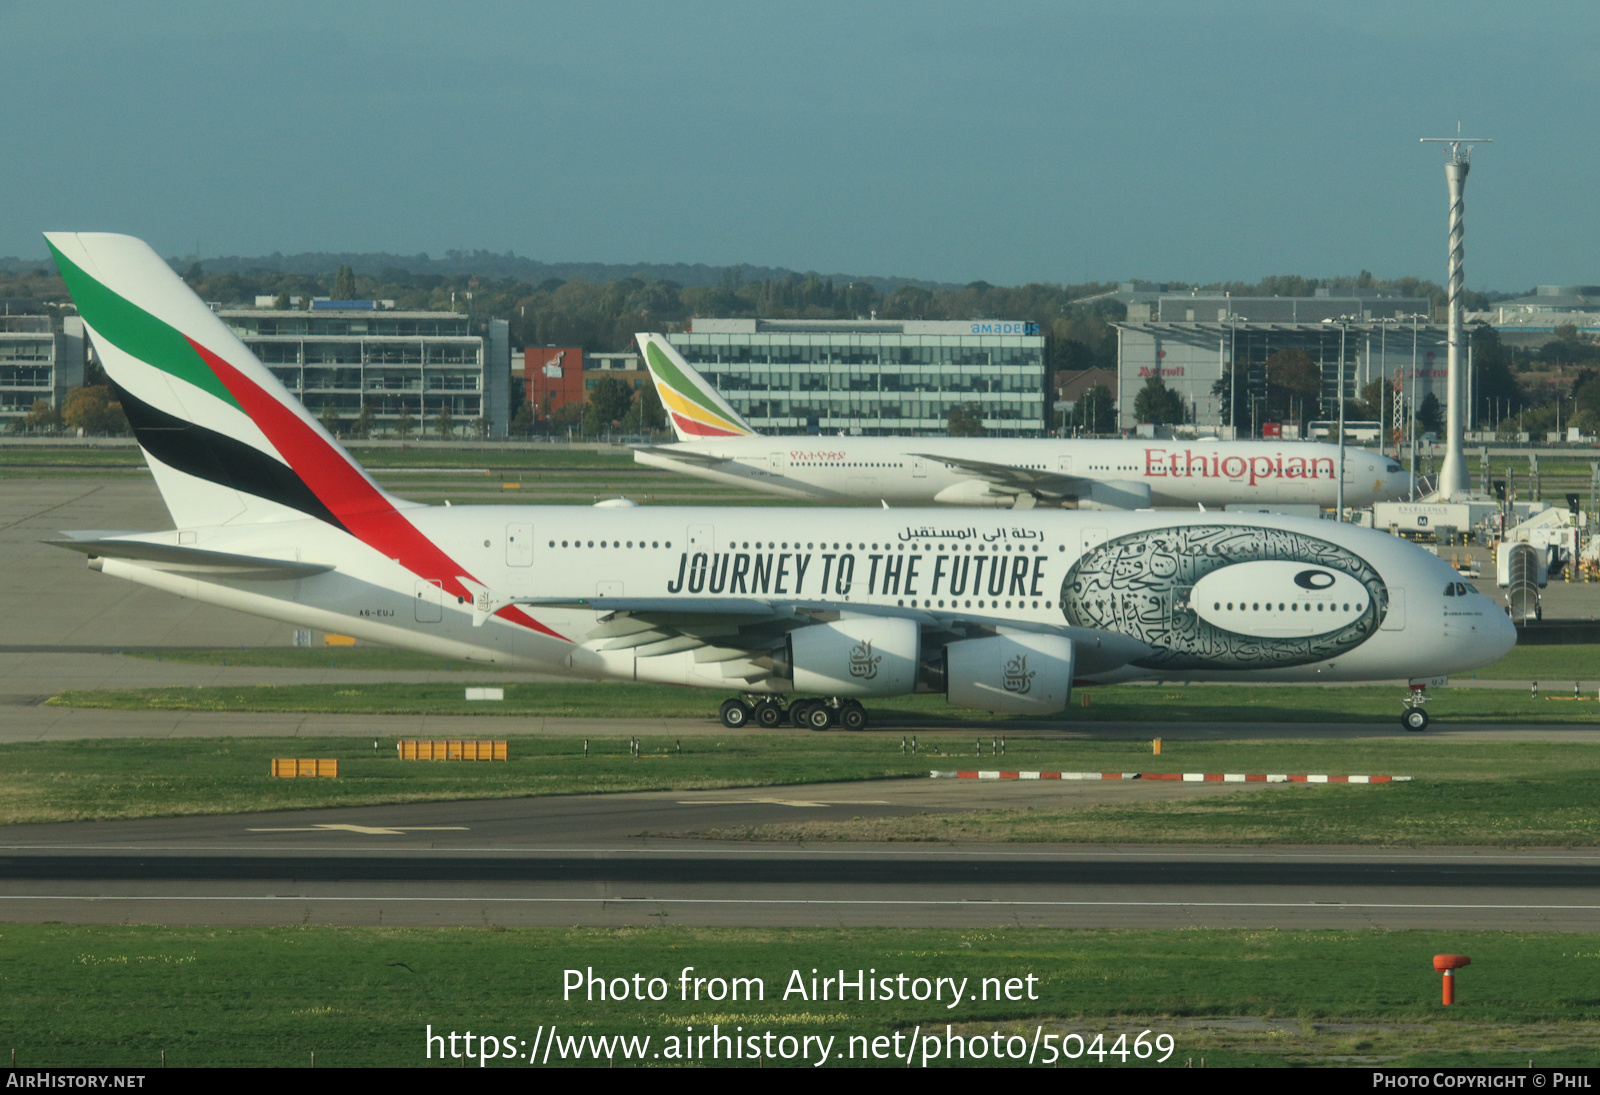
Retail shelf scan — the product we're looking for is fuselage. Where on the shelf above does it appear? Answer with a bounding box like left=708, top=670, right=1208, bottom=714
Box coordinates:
left=88, top=504, right=1512, bottom=694
left=635, top=436, right=1411, bottom=509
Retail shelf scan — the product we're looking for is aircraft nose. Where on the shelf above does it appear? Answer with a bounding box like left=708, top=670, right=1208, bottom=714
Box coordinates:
left=1485, top=601, right=1518, bottom=662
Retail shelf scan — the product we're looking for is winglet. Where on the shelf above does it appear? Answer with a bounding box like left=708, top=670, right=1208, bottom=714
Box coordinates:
left=635, top=333, right=755, bottom=441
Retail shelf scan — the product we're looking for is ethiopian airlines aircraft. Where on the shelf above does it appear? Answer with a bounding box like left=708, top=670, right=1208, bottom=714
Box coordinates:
left=633, top=334, right=1412, bottom=510
left=46, top=233, right=1507, bottom=732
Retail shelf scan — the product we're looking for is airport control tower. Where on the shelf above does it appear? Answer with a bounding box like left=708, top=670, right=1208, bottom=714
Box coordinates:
left=1422, top=130, right=1491, bottom=501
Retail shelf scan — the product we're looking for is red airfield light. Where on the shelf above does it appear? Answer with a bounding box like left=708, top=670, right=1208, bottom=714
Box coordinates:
left=1433, top=954, right=1471, bottom=1005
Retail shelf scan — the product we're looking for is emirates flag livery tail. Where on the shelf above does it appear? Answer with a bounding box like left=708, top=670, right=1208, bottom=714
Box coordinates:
left=45, top=232, right=561, bottom=640
left=46, top=232, right=400, bottom=529
left=636, top=333, right=754, bottom=440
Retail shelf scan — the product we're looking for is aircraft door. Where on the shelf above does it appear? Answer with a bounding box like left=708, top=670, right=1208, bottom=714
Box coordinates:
left=687, top=524, right=715, bottom=553
left=506, top=523, right=534, bottom=566
left=414, top=578, right=444, bottom=623
left=912, top=457, right=927, bottom=478
left=1079, top=527, right=1107, bottom=556
left=1381, top=588, right=1406, bottom=630
left=769, top=452, right=787, bottom=475
left=1057, top=456, right=1073, bottom=473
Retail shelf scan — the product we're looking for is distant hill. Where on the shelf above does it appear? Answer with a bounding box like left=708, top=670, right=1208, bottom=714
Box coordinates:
left=0, top=250, right=959, bottom=292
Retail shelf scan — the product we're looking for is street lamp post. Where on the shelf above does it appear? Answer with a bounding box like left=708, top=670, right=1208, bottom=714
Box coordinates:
left=1409, top=313, right=1421, bottom=501
left=1336, top=319, right=1349, bottom=520
left=1228, top=314, right=1237, bottom=438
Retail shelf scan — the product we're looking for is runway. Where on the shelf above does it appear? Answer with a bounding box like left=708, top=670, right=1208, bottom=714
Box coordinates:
left=4, top=788, right=1599, bottom=930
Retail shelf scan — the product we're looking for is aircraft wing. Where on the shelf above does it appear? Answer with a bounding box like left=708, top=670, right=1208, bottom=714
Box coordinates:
left=501, top=594, right=1151, bottom=680
left=630, top=444, right=728, bottom=468
left=49, top=536, right=334, bottom=580
left=908, top=453, right=1093, bottom=498
left=909, top=453, right=1153, bottom=510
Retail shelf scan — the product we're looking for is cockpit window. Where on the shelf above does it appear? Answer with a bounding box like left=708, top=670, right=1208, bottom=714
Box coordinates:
left=1444, top=582, right=1472, bottom=596
left=1386, top=463, right=1403, bottom=473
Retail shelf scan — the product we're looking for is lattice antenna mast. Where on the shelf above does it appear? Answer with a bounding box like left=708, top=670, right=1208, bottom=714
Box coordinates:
left=1421, top=128, right=1491, bottom=500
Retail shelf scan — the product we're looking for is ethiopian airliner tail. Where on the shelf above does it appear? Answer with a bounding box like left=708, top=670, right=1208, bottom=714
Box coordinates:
left=45, top=232, right=403, bottom=531
left=635, top=332, right=755, bottom=441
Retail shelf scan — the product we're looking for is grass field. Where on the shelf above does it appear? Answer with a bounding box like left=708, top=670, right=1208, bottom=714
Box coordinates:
left=1470, top=644, right=1600, bottom=680
left=2, top=925, right=1597, bottom=1067
left=45, top=678, right=1600, bottom=724
left=4, top=736, right=1600, bottom=845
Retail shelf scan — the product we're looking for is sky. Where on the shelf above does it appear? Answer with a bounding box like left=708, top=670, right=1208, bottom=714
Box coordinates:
left=3, top=0, right=1596, bottom=291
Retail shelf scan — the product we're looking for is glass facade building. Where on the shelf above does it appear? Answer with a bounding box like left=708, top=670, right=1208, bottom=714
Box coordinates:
left=666, top=318, right=1047, bottom=435
left=219, top=308, right=510, bottom=437
left=0, top=315, right=85, bottom=427
left=1115, top=318, right=1449, bottom=435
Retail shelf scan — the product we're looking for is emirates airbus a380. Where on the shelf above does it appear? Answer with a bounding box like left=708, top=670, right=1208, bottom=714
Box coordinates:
left=632, top=335, right=1412, bottom=511
left=45, top=233, right=1506, bottom=734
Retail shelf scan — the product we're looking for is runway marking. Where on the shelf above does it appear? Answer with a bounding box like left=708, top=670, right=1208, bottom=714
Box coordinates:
left=5, top=844, right=1600, bottom=863
left=0, top=485, right=104, bottom=531
left=1, top=895, right=1598, bottom=911
left=931, top=770, right=1411, bottom=783
left=244, top=824, right=471, bottom=836
left=676, top=799, right=891, bottom=808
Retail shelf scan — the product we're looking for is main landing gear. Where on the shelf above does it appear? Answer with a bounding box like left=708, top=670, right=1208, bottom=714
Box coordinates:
left=1401, top=684, right=1430, bottom=732
left=717, top=696, right=869, bottom=731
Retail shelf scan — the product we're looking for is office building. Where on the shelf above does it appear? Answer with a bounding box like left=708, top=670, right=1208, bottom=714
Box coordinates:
left=0, top=315, right=85, bottom=428
left=219, top=306, right=510, bottom=437
left=666, top=318, right=1047, bottom=435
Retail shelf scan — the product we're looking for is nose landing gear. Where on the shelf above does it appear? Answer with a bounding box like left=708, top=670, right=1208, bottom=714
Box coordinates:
left=1401, top=684, right=1430, bottom=731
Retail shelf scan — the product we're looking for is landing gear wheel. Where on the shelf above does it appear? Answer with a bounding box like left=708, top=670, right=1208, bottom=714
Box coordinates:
left=719, top=698, right=752, bottom=729
left=754, top=701, right=784, bottom=729
left=839, top=701, right=868, bottom=731
left=1401, top=707, right=1430, bottom=732
left=801, top=702, right=833, bottom=731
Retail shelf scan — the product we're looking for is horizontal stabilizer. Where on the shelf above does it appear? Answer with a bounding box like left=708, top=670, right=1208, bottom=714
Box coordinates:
left=630, top=444, right=728, bottom=468
left=49, top=537, right=333, bottom=580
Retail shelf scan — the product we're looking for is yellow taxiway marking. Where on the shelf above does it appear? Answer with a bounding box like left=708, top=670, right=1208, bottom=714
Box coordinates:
left=245, top=824, right=471, bottom=836
left=676, top=799, right=891, bottom=808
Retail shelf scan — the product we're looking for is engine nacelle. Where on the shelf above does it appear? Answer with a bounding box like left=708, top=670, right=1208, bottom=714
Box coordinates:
left=1073, top=479, right=1151, bottom=511
left=784, top=617, right=920, bottom=697
left=932, top=479, right=1015, bottom=507
left=946, top=633, right=1075, bottom=714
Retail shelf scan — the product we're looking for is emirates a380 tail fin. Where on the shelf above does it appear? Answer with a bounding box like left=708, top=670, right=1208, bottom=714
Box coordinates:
left=46, top=232, right=401, bottom=530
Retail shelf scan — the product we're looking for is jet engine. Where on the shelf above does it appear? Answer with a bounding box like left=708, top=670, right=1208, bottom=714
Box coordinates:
left=1072, top=480, right=1151, bottom=511
left=781, top=617, right=921, bottom=697
left=945, top=633, right=1075, bottom=714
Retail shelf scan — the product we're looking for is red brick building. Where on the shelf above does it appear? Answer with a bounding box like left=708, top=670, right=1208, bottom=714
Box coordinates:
left=524, top=347, right=584, bottom=420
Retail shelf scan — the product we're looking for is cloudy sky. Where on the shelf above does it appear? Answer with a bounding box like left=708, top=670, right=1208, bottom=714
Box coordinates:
left=4, top=1, right=1595, bottom=290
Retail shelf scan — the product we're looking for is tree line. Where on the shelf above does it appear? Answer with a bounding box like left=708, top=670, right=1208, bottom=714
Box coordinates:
left=0, top=258, right=1580, bottom=440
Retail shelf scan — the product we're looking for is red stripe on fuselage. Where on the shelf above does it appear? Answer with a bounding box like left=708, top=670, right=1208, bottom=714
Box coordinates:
left=186, top=337, right=566, bottom=641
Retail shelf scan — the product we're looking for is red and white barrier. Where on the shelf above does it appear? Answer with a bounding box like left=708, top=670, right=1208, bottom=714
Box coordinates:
left=929, top=770, right=1410, bottom=783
